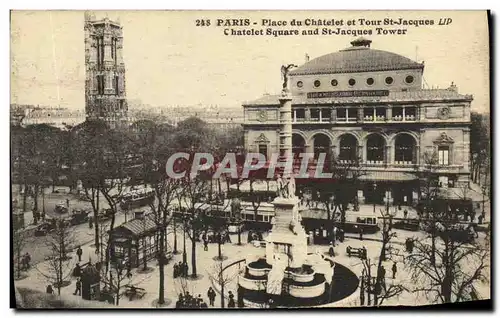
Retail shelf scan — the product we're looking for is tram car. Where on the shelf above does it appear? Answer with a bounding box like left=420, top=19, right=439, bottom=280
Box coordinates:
left=119, top=186, right=155, bottom=210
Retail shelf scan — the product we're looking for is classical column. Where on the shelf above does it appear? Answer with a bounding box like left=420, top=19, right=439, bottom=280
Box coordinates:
left=358, top=107, right=364, bottom=123
left=305, top=108, right=311, bottom=121
left=358, top=145, right=364, bottom=163
left=386, top=105, right=392, bottom=121
left=331, top=107, right=337, bottom=122
left=386, top=145, right=393, bottom=165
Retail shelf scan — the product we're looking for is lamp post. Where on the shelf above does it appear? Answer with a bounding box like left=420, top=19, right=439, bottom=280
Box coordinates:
left=373, top=182, right=377, bottom=214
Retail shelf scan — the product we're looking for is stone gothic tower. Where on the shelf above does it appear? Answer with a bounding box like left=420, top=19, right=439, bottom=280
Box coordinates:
left=84, top=12, right=128, bottom=129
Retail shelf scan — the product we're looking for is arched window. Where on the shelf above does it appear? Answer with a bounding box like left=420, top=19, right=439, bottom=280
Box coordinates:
left=395, top=134, right=416, bottom=163
left=292, top=133, right=306, bottom=159
left=366, top=134, right=386, bottom=163
left=339, top=134, right=358, bottom=162
left=313, top=134, right=331, bottom=159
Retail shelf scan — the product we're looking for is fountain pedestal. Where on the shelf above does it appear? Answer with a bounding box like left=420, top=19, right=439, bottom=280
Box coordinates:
left=265, top=197, right=307, bottom=268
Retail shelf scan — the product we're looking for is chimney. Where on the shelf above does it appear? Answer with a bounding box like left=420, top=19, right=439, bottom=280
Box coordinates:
left=134, top=211, right=145, bottom=220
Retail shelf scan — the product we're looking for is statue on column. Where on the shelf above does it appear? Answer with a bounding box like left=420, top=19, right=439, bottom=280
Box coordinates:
left=281, top=64, right=298, bottom=92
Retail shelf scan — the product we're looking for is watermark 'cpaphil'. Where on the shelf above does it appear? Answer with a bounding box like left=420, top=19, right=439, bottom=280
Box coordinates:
left=164, top=152, right=334, bottom=179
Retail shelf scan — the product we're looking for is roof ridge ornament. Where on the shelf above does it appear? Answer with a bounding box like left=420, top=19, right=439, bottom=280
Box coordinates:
left=350, top=37, right=372, bottom=48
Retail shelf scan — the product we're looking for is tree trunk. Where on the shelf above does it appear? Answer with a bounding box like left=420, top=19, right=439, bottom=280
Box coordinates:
left=191, top=227, right=197, bottom=277
left=22, top=182, right=27, bottom=212
left=158, top=228, right=165, bottom=304
left=94, top=190, right=100, bottom=255
left=220, top=274, right=225, bottom=308
left=173, top=218, right=178, bottom=253
left=218, top=238, right=222, bottom=259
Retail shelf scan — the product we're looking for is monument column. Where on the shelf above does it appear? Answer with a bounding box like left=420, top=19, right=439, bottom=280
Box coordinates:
left=279, top=92, right=293, bottom=160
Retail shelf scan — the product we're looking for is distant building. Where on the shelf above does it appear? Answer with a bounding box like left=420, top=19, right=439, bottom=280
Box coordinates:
left=14, top=105, right=86, bottom=129
left=84, top=12, right=128, bottom=129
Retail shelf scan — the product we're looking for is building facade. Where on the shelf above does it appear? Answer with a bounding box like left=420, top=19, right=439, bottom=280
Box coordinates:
left=242, top=38, right=473, bottom=206
left=84, top=12, right=128, bottom=129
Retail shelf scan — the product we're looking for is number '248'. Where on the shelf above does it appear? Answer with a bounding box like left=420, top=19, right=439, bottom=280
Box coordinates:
left=196, top=19, right=211, bottom=26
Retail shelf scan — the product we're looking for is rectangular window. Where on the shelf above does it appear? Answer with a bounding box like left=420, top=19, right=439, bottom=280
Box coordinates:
left=263, top=215, right=269, bottom=222
left=438, top=146, right=449, bottom=165
left=321, top=109, right=331, bottom=122
left=364, top=108, right=374, bottom=121
left=310, top=109, right=320, bottom=121
left=295, top=109, right=305, bottom=121
left=337, top=108, right=347, bottom=121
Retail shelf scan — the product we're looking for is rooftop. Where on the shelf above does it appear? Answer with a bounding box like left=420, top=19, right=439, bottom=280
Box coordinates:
left=289, top=38, right=424, bottom=76
left=243, top=89, right=473, bottom=106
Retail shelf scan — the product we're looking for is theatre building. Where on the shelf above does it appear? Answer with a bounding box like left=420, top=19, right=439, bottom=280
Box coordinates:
left=242, top=38, right=473, bottom=206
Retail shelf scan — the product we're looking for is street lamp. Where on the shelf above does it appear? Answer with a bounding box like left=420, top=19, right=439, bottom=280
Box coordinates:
left=373, top=182, right=377, bottom=214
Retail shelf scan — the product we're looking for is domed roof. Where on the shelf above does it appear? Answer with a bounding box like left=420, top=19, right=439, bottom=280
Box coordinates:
left=289, top=38, right=424, bottom=76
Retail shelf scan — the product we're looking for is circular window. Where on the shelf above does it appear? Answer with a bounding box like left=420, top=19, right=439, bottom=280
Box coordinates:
left=366, top=78, right=374, bottom=85
left=405, top=75, right=414, bottom=84
left=331, top=79, right=338, bottom=86
left=385, top=77, right=394, bottom=85
left=348, top=78, right=356, bottom=86
left=314, top=80, right=321, bottom=88
left=297, top=81, right=303, bottom=88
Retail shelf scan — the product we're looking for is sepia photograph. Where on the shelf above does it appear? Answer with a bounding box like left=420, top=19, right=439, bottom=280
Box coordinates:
left=10, top=10, right=491, bottom=309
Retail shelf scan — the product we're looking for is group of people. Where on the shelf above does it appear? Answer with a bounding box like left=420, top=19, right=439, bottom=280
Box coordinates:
left=175, top=292, right=208, bottom=308
left=173, top=261, right=189, bottom=278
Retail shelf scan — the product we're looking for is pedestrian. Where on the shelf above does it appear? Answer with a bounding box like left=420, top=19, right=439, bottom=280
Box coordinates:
left=328, top=242, right=335, bottom=257
left=46, top=284, right=54, bottom=295
left=173, top=263, right=178, bottom=278
left=76, top=246, right=83, bottom=262
left=73, top=263, right=81, bottom=277
left=403, top=209, right=408, bottom=219
left=332, top=227, right=337, bottom=245
left=228, top=291, right=235, bottom=308
left=207, top=287, right=216, bottom=306
left=89, top=216, right=93, bottom=229
left=73, top=278, right=82, bottom=296
left=478, top=213, right=484, bottom=224
left=392, top=261, right=397, bottom=279
left=66, top=198, right=70, bottom=208
left=41, top=210, right=45, bottom=221
left=204, top=239, right=209, bottom=251
left=359, top=227, right=364, bottom=241
left=339, top=228, right=345, bottom=242
left=24, top=252, right=31, bottom=270
left=197, top=294, right=203, bottom=307
left=184, top=263, right=189, bottom=277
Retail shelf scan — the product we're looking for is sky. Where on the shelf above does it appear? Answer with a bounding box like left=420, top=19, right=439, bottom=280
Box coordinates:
left=10, top=10, right=490, bottom=112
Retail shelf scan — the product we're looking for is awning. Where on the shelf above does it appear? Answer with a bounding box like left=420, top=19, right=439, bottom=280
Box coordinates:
left=359, top=171, right=418, bottom=182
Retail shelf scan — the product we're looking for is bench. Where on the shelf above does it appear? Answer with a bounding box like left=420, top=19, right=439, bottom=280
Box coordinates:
left=122, top=284, right=146, bottom=301
left=346, top=246, right=367, bottom=259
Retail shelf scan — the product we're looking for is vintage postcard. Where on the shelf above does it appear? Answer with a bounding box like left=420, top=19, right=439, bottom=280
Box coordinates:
left=10, top=10, right=491, bottom=309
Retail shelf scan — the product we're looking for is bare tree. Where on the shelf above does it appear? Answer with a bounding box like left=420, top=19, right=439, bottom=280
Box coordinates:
left=178, top=172, right=210, bottom=278
left=207, top=260, right=237, bottom=308
left=146, top=161, right=179, bottom=306
left=37, top=218, right=76, bottom=295
left=406, top=227, right=489, bottom=303
left=360, top=210, right=405, bottom=306
left=99, top=261, right=131, bottom=306
left=407, top=163, right=490, bottom=304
